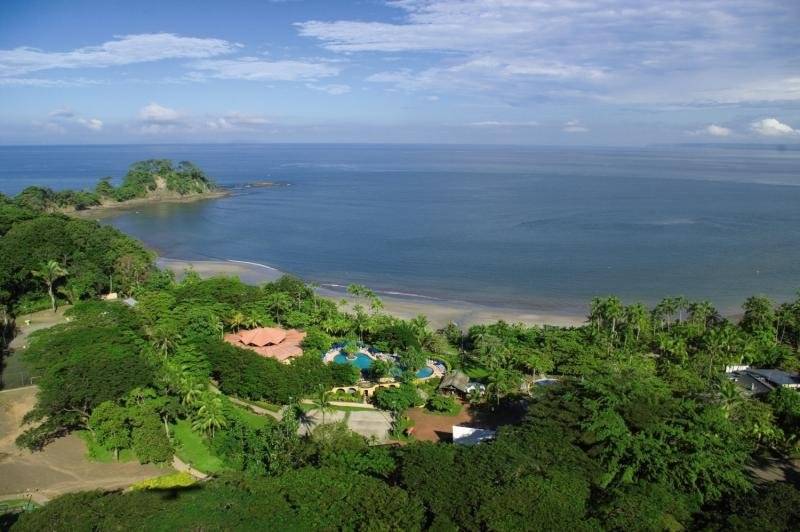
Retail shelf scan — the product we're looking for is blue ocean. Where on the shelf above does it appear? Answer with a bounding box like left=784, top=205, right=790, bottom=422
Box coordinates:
left=1, top=144, right=799, bottom=314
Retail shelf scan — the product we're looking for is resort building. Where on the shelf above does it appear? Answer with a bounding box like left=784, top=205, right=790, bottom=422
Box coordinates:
left=224, top=327, right=306, bottom=363
left=438, top=370, right=470, bottom=395
left=726, top=366, right=800, bottom=395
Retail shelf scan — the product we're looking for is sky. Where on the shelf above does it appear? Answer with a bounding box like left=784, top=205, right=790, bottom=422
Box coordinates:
left=0, top=0, right=798, bottom=145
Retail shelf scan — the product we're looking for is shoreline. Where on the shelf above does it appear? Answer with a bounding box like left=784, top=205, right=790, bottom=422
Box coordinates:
left=157, top=258, right=585, bottom=329
left=69, top=189, right=231, bottom=220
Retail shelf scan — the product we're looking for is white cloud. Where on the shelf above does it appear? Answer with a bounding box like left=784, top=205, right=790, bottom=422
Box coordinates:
left=0, top=77, right=100, bottom=87
left=299, top=0, right=796, bottom=105
left=45, top=107, right=103, bottom=131
left=139, top=103, right=182, bottom=125
left=705, top=124, right=732, bottom=137
left=76, top=117, right=103, bottom=131
left=750, top=117, right=798, bottom=137
left=697, top=77, right=800, bottom=104
left=306, top=83, right=351, bottom=95
left=0, top=33, right=238, bottom=77
left=469, top=120, right=538, bottom=127
left=563, top=120, right=588, bottom=133
left=134, top=105, right=271, bottom=134
left=205, top=112, right=270, bottom=130
left=48, top=108, right=75, bottom=119
left=189, top=58, right=339, bottom=81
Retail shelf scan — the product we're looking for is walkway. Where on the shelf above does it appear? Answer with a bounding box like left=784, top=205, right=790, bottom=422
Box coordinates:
left=171, top=455, right=209, bottom=480
left=208, top=383, right=284, bottom=420
left=2, top=306, right=70, bottom=390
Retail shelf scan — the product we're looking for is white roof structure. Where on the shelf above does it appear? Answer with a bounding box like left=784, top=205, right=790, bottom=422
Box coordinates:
left=452, top=425, right=496, bottom=446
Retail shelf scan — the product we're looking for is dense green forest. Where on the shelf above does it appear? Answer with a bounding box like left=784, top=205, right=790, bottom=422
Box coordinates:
left=2, top=173, right=800, bottom=530
left=10, top=159, right=215, bottom=212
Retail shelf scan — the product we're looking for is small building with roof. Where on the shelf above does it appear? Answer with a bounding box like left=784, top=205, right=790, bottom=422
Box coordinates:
left=224, top=327, right=306, bottom=364
left=438, top=370, right=471, bottom=395
left=452, top=425, right=496, bottom=446
left=727, top=366, right=800, bottom=395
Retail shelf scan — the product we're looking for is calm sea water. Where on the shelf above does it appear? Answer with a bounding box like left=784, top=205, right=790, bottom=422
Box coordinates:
left=1, top=144, right=799, bottom=314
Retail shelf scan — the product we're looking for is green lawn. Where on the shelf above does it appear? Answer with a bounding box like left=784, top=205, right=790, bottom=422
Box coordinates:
left=250, top=399, right=283, bottom=412
left=234, top=405, right=274, bottom=429
left=77, top=430, right=136, bottom=463
left=171, top=419, right=226, bottom=474
left=0, top=499, right=39, bottom=513
left=463, top=365, right=489, bottom=380
left=425, top=405, right=463, bottom=416
left=298, top=402, right=377, bottom=413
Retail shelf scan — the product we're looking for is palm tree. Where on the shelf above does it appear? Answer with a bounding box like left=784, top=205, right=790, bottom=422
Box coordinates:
left=674, top=296, right=689, bottom=323
left=226, top=311, right=246, bottom=332
left=192, top=394, right=227, bottom=438
left=32, top=259, right=68, bottom=312
left=410, top=314, right=434, bottom=349
left=147, top=325, right=180, bottom=358
left=688, top=301, right=717, bottom=332
left=624, top=303, right=649, bottom=344
left=351, top=305, right=372, bottom=342
left=311, top=386, right=333, bottom=425
left=718, top=379, right=741, bottom=418
left=485, top=367, right=522, bottom=405
left=265, top=293, right=292, bottom=325
left=180, top=378, right=205, bottom=408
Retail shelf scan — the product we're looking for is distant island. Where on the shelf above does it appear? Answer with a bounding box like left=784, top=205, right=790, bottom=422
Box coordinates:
left=12, top=159, right=225, bottom=214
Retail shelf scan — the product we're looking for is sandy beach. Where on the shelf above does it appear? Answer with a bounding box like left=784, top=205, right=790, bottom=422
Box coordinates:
left=158, top=258, right=585, bottom=329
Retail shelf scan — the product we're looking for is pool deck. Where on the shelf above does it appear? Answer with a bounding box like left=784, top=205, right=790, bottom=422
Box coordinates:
left=322, top=347, right=444, bottom=381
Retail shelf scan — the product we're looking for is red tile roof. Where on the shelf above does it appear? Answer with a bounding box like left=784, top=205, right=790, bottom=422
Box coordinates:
left=238, top=327, right=286, bottom=347
left=224, top=327, right=306, bottom=363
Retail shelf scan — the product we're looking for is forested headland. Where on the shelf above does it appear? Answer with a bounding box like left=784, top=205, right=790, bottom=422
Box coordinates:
left=1, top=165, right=800, bottom=530
left=10, top=159, right=218, bottom=213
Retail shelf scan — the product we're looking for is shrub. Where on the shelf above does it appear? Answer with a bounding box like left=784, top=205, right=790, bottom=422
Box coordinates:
left=331, top=362, right=360, bottom=386
left=131, top=472, right=195, bottom=491
left=426, top=395, right=460, bottom=415
left=374, top=384, right=421, bottom=412
left=131, top=413, right=173, bottom=464
left=301, top=327, right=333, bottom=355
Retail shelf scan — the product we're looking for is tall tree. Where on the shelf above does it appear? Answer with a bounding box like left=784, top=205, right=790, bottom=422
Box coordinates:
left=32, top=259, right=68, bottom=312
left=312, top=386, right=333, bottom=425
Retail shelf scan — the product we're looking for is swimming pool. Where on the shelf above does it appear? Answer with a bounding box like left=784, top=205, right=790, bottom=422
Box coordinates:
left=416, top=366, right=434, bottom=378
left=333, top=352, right=373, bottom=370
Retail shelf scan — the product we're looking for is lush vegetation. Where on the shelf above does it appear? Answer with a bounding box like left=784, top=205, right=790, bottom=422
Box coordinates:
left=9, top=159, right=215, bottom=213
left=4, top=190, right=800, bottom=530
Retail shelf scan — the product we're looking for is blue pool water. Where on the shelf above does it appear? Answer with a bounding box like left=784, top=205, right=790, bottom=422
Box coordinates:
left=416, top=366, right=434, bottom=378
left=333, top=352, right=373, bottom=370
left=332, top=350, right=434, bottom=378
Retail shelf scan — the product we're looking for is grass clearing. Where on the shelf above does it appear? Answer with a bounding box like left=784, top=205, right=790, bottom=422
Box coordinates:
left=233, top=405, right=273, bottom=429
left=250, top=400, right=282, bottom=412
left=77, top=430, right=136, bottom=463
left=424, top=404, right=463, bottom=416
left=171, top=419, right=226, bottom=474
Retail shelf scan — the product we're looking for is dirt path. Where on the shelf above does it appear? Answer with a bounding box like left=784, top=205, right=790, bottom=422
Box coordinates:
left=407, top=404, right=475, bottom=443
left=0, top=387, right=164, bottom=502
left=2, top=307, right=70, bottom=390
